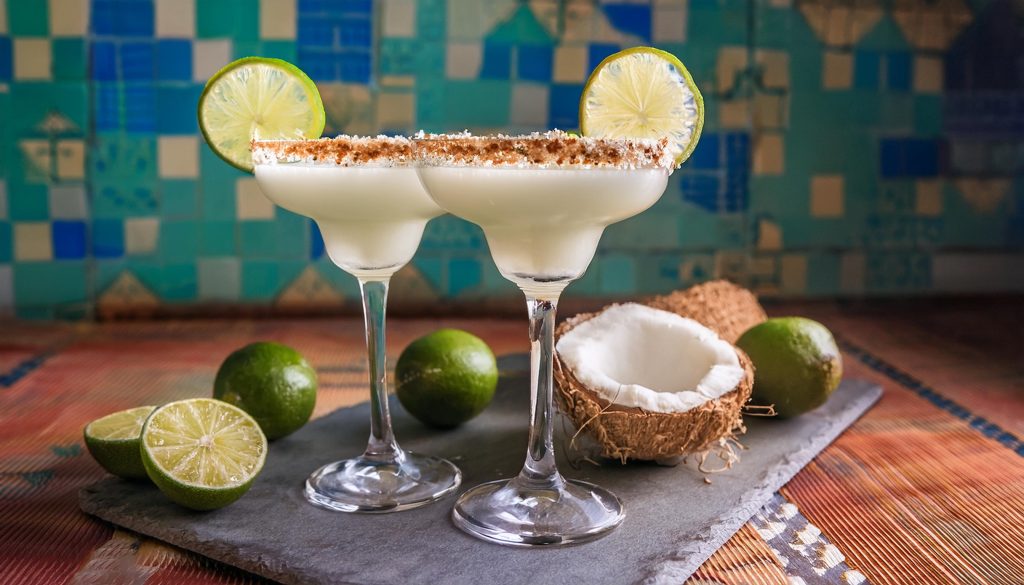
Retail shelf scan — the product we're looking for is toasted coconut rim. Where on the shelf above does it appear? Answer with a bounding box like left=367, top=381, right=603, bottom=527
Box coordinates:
left=554, top=307, right=754, bottom=463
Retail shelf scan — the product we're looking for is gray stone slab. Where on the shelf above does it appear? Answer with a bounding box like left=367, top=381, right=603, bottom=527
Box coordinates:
left=80, top=355, right=881, bottom=585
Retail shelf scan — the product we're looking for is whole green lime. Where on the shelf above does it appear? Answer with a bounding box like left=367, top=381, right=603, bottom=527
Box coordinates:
left=213, top=342, right=317, bottom=440
left=395, top=329, right=498, bottom=429
left=736, top=317, right=843, bottom=419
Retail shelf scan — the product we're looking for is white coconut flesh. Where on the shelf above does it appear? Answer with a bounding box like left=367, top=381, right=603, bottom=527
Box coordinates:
left=555, top=303, right=745, bottom=413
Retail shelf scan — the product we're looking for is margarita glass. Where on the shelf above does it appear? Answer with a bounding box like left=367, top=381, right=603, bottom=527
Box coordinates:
left=252, top=136, right=462, bottom=512
left=416, top=132, right=674, bottom=545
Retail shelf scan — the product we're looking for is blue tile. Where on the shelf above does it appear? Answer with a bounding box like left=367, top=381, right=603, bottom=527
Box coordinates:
left=92, top=0, right=154, bottom=36
left=339, top=16, right=372, bottom=48
left=339, top=52, right=371, bottom=83
left=887, top=51, right=911, bottom=91
left=549, top=83, right=583, bottom=129
left=481, top=41, right=512, bottom=80
left=0, top=223, right=11, bottom=263
left=92, top=219, right=124, bottom=258
left=90, top=0, right=117, bottom=35
left=91, top=41, right=118, bottom=81
left=297, top=19, right=334, bottom=48
left=156, top=40, right=191, bottom=81
left=689, top=133, right=720, bottom=170
left=120, top=41, right=155, bottom=80
left=680, top=174, right=721, bottom=212
left=905, top=138, right=940, bottom=177
left=298, top=49, right=336, bottom=80
left=602, top=4, right=652, bottom=40
left=156, top=85, right=201, bottom=134
left=854, top=51, right=880, bottom=89
left=52, top=221, right=87, bottom=260
left=724, top=132, right=750, bottom=173
left=93, top=84, right=121, bottom=131
left=310, top=220, right=324, bottom=259
left=0, top=38, right=13, bottom=81
left=124, top=84, right=156, bottom=133
left=880, top=138, right=903, bottom=177
left=517, top=44, right=552, bottom=82
left=588, top=43, right=619, bottom=71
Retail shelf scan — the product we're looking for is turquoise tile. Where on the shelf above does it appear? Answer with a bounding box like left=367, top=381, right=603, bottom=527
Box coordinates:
left=200, top=148, right=241, bottom=219
left=10, top=83, right=88, bottom=137
left=52, top=39, right=87, bottom=81
left=160, top=220, right=200, bottom=262
left=448, top=256, right=482, bottom=296
left=7, top=184, right=48, bottom=220
left=13, top=262, right=87, bottom=308
left=200, top=220, right=237, bottom=256
left=197, top=0, right=258, bottom=40
left=914, top=95, right=942, bottom=134
left=443, top=81, right=511, bottom=128
left=596, top=253, right=636, bottom=295
left=162, top=263, right=198, bottom=301
left=241, top=260, right=278, bottom=300
left=806, top=252, right=841, bottom=296
left=274, top=209, right=309, bottom=259
left=160, top=180, right=199, bottom=219
left=238, top=221, right=277, bottom=258
left=8, top=1, right=48, bottom=35
left=0, top=223, right=10, bottom=262
left=260, top=41, right=296, bottom=63
left=411, top=255, right=445, bottom=294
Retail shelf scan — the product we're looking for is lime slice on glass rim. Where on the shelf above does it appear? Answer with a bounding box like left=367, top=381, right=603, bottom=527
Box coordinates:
left=84, top=405, right=157, bottom=480
left=579, top=47, right=704, bottom=166
left=197, top=57, right=325, bottom=172
left=140, top=398, right=267, bottom=511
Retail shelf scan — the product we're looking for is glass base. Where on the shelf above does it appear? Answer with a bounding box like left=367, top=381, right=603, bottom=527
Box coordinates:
left=305, top=452, right=461, bottom=513
left=452, top=477, right=624, bottom=546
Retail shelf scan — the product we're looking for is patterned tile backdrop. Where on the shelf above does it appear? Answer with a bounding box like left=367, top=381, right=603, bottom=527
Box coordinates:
left=0, top=0, right=1021, bottom=318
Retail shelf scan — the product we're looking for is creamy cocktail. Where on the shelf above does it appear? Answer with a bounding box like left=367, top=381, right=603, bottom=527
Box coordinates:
left=417, top=132, right=675, bottom=545
left=253, top=136, right=462, bottom=512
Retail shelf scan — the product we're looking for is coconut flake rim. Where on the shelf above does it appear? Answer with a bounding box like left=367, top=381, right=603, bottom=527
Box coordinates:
left=554, top=303, right=745, bottom=414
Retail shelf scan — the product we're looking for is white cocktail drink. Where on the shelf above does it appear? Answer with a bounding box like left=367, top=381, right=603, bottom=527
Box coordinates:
left=252, top=137, right=461, bottom=513
left=416, top=132, right=674, bottom=546
left=254, top=165, right=438, bottom=280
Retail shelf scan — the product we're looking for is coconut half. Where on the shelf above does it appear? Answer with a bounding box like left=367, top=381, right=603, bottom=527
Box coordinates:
left=647, top=280, right=767, bottom=343
left=554, top=303, right=754, bottom=463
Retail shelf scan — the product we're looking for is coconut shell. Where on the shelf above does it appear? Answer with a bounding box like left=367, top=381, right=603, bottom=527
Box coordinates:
left=553, top=307, right=755, bottom=463
left=646, top=280, right=767, bottom=343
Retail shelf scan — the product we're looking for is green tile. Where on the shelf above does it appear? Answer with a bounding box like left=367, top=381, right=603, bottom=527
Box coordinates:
left=241, top=260, right=277, bottom=300
left=160, top=220, right=200, bottom=262
left=200, top=220, right=236, bottom=256
left=914, top=95, right=942, bottom=134
left=7, top=183, right=49, bottom=220
left=8, top=1, right=49, bottom=35
left=160, top=179, right=199, bottom=219
left=238, top=221, right=276, bottom=258
left=259, top=41, right=296, bottom=63
left=807, top=252, right=841, bottom=296
left=11, top=83, right=89, bottom=137
left=52, top=39, right=87, bottom=81
left=197, top=0, right=258, bottom=39
left=442, top=81, right=510, bottom=128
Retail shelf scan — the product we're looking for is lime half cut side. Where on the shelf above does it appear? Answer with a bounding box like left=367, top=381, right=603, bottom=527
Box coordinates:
left=579, top=47, right=704, bottom=167
left=198, top=57, right=325, bottom=172
left=141, top=398, right=267, bottom=511
left=84, top=405, right=157, bottom=479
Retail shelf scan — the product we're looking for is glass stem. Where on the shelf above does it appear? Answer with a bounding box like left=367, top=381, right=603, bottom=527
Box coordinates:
left=516, top=296, right=564, bottom=490
left=358, top=278, right=403, bottom=464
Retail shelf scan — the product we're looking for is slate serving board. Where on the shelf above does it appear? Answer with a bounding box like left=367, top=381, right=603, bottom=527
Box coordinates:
left=80, top=355, right=881, bottom=585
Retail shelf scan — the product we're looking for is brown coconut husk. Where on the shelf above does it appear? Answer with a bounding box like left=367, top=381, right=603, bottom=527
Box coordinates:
left=553, top=307, right=755, bottom=463
left=646, top=280, right=767, bottom=343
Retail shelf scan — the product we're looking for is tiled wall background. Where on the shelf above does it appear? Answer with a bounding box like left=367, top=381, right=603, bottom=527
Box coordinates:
left=0, top=0, right=1022, bottom=318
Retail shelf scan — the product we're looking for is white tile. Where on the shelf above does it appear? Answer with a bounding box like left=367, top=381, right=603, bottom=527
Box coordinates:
left=756, top=50, right=789, bottom=90
left=913, top=55, right=943, bottom=94
left=19, top=139, right=51, bottom=179
left=376, top=91, right=415, bottom=130
left=446, top=41, right=481, bottom=79
left=822, top=50, right=852, bottom=90
left=236, top=177, right=275, bottom=220
left=0, top=0, right=7, bottom=34
left=840, top=253, right=865, bottom=294
left=915, top=180, right=943, bottom=216
left=125, top=218, right=159, bottom=254
left=510, top=83, right=548, bottom=127
left=0, top=181, right=6, bottom=220
left=156, top=0, right=195, bottom=37
left=553, top=46, right=587, bottom=83
left=259, top=0, right=295, bottom=40
left=718, top=98, right=749, bottom=129
left=48, top=186, right=88, bottom=219
left=0, top=265, right=11, bottom=315
left=14, top=39, right=52, bottom=81
left=757, top=218, right=782, bottom=251
left=49, top=0, right=90, bottom=36
left=158, top=136, right=199, bottom=178
left=198, top=257, right=241, bottom=300
left=811, top=175, right=844, bottom=217
left=716, top=47, right=747, bottom=93
left=780, top=254, right=807, bottom=294
left=652, top=4, right=686, bottom=42
left=57, top=139, right=85, bottom=180
left=193, top=40, right=232, bottom=83
left=753, top=133, right=784, bottom=175
left=14, top=223, right=53, bottom=262
left=753, top=94, right=787, bottom=129
left=382, top=0, right=415, bottom=38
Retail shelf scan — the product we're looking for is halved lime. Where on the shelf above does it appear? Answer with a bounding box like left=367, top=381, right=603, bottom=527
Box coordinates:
left=579, top=47, right=704, bottom=166
left=198, top=57, right=325, bottom=172
left=84, top=406, right=157, bottom=480
left=140, top=398, right=267, bottom=511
